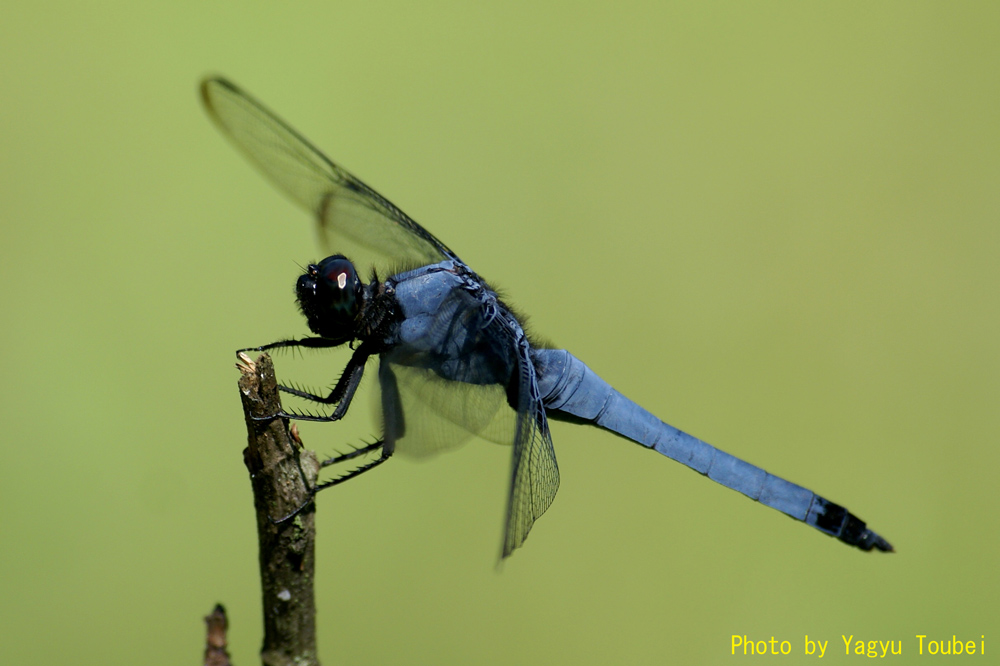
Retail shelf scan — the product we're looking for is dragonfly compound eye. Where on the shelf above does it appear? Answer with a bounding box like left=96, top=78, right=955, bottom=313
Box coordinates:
left=296, top=255, right=362, bottom=340
left=317, top=255, right=361, bottom=316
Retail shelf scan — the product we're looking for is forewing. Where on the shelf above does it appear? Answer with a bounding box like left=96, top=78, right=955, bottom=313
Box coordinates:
left=200, top=77, right=457, bottom=275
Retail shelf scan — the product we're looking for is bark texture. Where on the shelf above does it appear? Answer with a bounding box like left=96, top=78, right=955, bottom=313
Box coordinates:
left=237, top=353, right=321, bottom=666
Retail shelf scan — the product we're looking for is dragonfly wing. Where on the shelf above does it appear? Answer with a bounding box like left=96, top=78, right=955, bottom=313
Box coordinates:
left=381, top=285, right=560, bottom=557
left=502, top=337, right=560, bottom=559
left=200, top=77, right=458, bottom=276
left=378, top=285, right=516, bottom=457
left=376, top=362, right=512, bottom=458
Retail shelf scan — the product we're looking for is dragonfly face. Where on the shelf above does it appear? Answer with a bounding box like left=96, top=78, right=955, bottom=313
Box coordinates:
left=296, top=254, right=363, bottom=344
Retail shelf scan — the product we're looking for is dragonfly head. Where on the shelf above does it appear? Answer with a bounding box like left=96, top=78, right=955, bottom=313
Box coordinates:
left=296, top=255, right=363, bottom=344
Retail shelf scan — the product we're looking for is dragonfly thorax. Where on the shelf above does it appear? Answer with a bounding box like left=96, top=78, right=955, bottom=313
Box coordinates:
left=296, top=254, right=363, bottom=344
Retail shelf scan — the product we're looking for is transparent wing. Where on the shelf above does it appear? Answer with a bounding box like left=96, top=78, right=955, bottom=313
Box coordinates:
left=200, top=77, right=459, bottom=276
left=502, top=336, right=560, bottom=559
left=377, top=365, right=515, bottom=459
left=378, top=287, right=560, bottom=558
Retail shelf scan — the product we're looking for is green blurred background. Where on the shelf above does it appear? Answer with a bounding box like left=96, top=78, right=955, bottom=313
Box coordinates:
left=2, top=2, right=997, bottom=664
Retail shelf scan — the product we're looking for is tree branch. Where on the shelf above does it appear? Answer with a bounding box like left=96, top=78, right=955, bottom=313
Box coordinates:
left=203, top=604, right=232, bottom=666
left=237, top=353, right=321, bottom=666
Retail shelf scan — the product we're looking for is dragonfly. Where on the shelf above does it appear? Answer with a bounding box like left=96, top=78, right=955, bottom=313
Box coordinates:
left=201, top=77, right=893, bottom=559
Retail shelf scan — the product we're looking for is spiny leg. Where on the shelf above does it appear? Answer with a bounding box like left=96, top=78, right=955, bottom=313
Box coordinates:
left=277, top=342, right=373, bottom=405
left=271, top=440, right=393, bottom=524
left=252, top=342, right=374, bottom=423
left=237, top=336, right=342, bottom=355
left=312, top=442, right=393, bottom=492
left=278, top=382, right=337, bottom=404
left=238, top=337, right=345, bottom=406
left=318, top=439, right=385, bottom=467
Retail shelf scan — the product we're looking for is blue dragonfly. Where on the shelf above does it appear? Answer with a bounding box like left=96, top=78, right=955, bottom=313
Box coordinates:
left=201, top=77, right=892, bottom=559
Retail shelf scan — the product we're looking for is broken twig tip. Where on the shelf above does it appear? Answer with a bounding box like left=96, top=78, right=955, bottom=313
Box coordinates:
left=236, top=352, right=257, bottom=374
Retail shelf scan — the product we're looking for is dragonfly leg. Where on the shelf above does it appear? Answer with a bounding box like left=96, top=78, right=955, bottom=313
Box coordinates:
left=271, top=439, right=393, bottom=524
left=319, top=439, right=384, bottom=468
left=253, top=343, right=374, bottom=422
left=313, top=441, right=393, bottom=489
left=237, top=336, right=342, bottom=355
left=278, top=383, right=336, bottom=403
left=277, top=343, right=374, bottom=404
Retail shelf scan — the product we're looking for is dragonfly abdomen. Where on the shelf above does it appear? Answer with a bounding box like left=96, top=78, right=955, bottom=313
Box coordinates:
left=531, top=348, right=892, bottom=552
